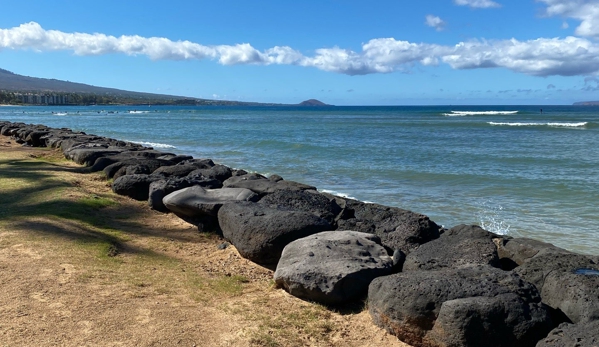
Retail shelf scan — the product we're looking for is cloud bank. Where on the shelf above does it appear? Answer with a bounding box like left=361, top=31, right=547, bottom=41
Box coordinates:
left=2, top=21, right=599, bottom=77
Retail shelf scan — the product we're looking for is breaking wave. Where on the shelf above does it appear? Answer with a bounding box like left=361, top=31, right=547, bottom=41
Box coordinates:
left=443, top=110, right=519, bottom=116
left=488, top=122, right=588, bottom=128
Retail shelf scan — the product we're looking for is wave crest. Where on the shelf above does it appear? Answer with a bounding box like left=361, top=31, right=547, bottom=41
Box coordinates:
left=488, top=122, right=588, bottom=128
left=443, top=110, right=519, bottom=116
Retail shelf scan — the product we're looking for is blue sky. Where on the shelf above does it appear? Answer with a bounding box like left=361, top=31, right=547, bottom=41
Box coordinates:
left=1, top=0, right=599, bottom=105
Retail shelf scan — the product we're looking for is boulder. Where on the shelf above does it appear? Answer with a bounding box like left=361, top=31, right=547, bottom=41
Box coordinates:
left=24, top=130, right=50, bottom=147
left=187, top=164, right=233, bottom=183
left=536, top=321, right=599, bottom=347
left=259, top=189, right=342, bottom=224
left=223, top=174, right=316, bottom=194
left=403, top=224, right=500, bottom=271
left=515, top=252, right=599, bottom=324
left=152, top=164, right=201, bottom=177
left=64, top=145, right=126, bottom=166
left=368, top=265, right=555, bottom=347
left=163, top=186, right=259, bottom=218
left=496, top=237, right=570, bottom=269
left=111, top=174, right=163, bottom=201
left=150, top=178, right=224, bottom=212
left=101, top=158, right=169, bottom=178
left=274, top=231, right=394, bottom=305
left=336, top=199, right=440, bottom=253
left=218, top=201, right=332, bottom=265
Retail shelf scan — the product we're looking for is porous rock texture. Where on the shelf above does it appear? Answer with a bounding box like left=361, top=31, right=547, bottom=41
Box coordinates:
left=403, top=224, right=500, bottom=271
left=218, top=201, right=332, bottom=266
left=274, top=231, right=394, bottom=305
left=368, top=265, right=555, bottom=347
left=514, top=251, right=599, bottom=324
left=536, top=321, right=599, bottom=347
left=335, top=199, right=440, bottom=254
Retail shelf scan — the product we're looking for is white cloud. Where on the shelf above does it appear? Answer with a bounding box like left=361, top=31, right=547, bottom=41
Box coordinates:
left=538, top=0, right=599, bottom=37
left=4, top=22, right=599, bottom=78
left=443, top=36, right=599, bottom=76
left=453, top=0, right=501, bottom=8
left=425, top=15, right=446, bottom=31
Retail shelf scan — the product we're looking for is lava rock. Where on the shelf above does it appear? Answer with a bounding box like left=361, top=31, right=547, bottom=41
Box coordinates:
left=259, top=189, right=342, bottom=224
left=218, top=201, right=332, bottom=265
left=274, top=230, right=394, bottom=305
left=536, top=321, right=599, bottom=347
left=403, top=224, right=500, bottom=271
left=336, top=199, right=440, bottom=253
left=111, top=174, right=163, bottom=201
left=368, top=265, right=555, bottom=347
left=515, top=251, right=599, bottom=324
left=223, top=174, right=316, bottom=194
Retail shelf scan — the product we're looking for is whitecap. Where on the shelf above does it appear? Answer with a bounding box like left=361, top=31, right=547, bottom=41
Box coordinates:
left=128, top=110, right=150, bottom=114
left=318, top=189, right=357, bottom=200
left=128, top=141, right=176, bottom=149
left=444, top=111, right=518, bottom=116
left=488, top=122, right=588, bottom=128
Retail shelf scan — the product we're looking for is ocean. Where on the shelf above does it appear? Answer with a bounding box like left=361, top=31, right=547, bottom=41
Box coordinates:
left=1, top=104, right=598, bottom=255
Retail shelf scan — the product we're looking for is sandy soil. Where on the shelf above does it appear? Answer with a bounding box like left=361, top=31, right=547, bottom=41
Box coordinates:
left=0, top=138, right=410, bottom=347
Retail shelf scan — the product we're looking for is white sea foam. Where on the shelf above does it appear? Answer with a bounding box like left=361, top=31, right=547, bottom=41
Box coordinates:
left=128, top=110, right=150, bottom=114
left=318, top=189, right=357, bottom=200
left=443, top=110, right=518, bottom=116
left=54, top=112, right=68, bottom=116
left=129, top=141, right=176, bottom=149
left=488, top=122, right=588, bottom=128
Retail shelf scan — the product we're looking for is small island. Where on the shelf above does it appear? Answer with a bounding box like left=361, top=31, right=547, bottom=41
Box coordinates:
left=298, top=99, right=330, bottom=106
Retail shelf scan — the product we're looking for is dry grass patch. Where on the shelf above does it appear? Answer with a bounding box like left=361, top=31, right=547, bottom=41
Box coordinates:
left=0, top=138, right=410, bottom=347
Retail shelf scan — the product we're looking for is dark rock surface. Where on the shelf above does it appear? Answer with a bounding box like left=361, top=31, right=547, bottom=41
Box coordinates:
left=258, top=189, right=342, bottom=224
left=223, top=174, right=316, bottom=194
left=218, top=201, right=332, bottom=265
left=536, top=321, right=599, bottom=347
left=187, top=164, right=232, bottom=183
left=163, top=186, right=259, bottom=218
left=496, top=237, right=570, bottom=268
left=368, top=265, right=555, bottom=347
left=274, top=230, right=394, bottom=305
left=111, top=174, right=164, bottom=201
left=335, top=199, right=440, bottom=253
left=403, top=224, right=500, bottom=271
left=515, top=252, right=599, bottom=324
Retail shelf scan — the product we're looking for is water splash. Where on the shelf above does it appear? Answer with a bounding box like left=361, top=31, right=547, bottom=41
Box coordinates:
left=476, top=201, right=511, bottom=235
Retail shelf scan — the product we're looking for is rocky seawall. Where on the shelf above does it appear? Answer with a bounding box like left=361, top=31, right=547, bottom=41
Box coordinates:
left=2, top=120, right=598, bottom=347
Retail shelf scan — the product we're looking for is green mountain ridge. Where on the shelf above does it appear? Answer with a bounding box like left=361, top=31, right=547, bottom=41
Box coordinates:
left=0, top=68, right=327, bottom=106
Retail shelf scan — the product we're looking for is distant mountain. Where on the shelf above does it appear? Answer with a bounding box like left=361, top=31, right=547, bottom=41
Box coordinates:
left=298, top=99, right=329, bottom=106
left=573, top=101, right=599, bottom=106
left=0, top=68, right=330, bottom=106
left=0, top=68, right=182, bottom=101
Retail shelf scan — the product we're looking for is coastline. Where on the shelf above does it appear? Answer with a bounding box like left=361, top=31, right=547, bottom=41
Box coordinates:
left=2, top=120, right=598, bottom=347
left=0, top=133, right=409, bottom=346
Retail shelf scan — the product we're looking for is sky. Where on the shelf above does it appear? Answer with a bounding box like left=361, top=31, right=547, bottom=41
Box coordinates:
left=2, top=0, right=599, bottom=105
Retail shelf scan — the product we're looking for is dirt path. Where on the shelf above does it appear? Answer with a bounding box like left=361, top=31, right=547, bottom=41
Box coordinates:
left=0, top=138, right=409, bottom=347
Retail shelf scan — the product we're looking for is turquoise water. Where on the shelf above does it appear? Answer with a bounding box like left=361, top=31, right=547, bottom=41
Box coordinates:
left=2, top=105, right=598, bottom=254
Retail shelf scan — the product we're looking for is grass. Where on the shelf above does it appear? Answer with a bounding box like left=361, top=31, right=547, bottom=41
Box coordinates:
left=0, top=143, right=400, bottom=347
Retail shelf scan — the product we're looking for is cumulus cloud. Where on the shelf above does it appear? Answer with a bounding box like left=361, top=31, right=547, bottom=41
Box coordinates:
left=425, top=15, right=446, bottom=31
left=547, top=83, right=556, bottom=89
left=442, top=36, right=599, bottom=76
left=453, top=0, right=501, bottom=8
left=5, top=22, right=599, bottom=78
left=538, top=0, right=599, bottom=37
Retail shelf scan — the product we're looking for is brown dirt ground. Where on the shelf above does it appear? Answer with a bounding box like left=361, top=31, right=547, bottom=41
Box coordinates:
left=0, top=137, right=410, bottom=347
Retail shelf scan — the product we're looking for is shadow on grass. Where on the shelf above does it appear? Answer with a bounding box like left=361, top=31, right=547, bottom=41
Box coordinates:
left=0, top=155, right=211, bottom=259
